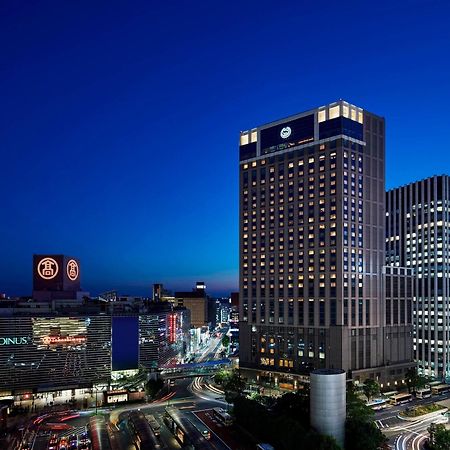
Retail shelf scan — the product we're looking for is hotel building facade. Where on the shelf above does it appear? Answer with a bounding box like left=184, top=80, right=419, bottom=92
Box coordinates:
left=239, top=100, right=413, bottom=383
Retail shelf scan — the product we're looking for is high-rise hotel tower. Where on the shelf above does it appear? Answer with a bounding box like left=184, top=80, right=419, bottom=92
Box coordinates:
left=239, top=100, right=413, bottom=383
left=387, top=175, right=450, bottom=380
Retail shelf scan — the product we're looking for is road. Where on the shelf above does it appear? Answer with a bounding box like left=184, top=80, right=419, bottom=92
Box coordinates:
left=374, top=393, right=450, bottom=450
left=20, top=332, right=233, bottom=450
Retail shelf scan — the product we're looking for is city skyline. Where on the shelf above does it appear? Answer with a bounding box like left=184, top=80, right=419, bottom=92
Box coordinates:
left=2, top=1, right=450, bottom=296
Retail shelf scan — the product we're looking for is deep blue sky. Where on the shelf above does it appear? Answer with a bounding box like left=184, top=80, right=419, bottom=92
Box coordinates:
left=1, top=0, right=450, bottom=297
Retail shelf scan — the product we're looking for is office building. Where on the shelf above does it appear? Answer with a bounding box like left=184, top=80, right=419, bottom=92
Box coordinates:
left=239, top=100, right=413, bottom=383
left=386, top=175, right=450, bottom=380
left=175, top=283, right=209, bottom=328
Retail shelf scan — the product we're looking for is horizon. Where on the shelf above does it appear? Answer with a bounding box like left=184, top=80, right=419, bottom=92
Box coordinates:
left=2, top=0, right=450, bottom=297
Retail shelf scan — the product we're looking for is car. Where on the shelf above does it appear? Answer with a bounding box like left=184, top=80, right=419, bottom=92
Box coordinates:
left=59, top=437, right=69, bottom=450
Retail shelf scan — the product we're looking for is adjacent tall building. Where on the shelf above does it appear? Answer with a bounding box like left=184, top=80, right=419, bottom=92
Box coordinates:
left=239, top=100, right=413, bottom=383
left=386, top=175, right=450, bottom=380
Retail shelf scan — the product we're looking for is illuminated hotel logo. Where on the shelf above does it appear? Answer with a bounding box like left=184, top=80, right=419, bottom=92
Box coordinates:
left=37, top=257, right=59, bottom=280
left=280, top=126, right=292, bottom=139
left=66, top=259, right=79, bottom=281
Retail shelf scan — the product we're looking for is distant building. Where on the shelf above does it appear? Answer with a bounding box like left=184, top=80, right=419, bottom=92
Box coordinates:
left=32, top=254, right=89, bottom=301
left=216, top=298, right=231, bottom=325
left=386, top=175, right=450, bottom=380
left=175, top=282, right=209, bottom=328
left=0, top=301, right=190, bottom=400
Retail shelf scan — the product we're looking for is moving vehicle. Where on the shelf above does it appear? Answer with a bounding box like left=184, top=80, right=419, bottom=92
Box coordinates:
left=128, top=410, right=161, bottom=450
left=431, top=384, right=450, bottom=395
left=146, top=414, right=161, bottom=436
left=164, top=407, right=210, bottom=450
left=389, top=393, right=413, bottom=405
left=366, top=399, right=388, bottom=410
left=212, top=407, right=233, bottom=426
left=188, top=413, right=211, bottom=440
left=416, top=388, right=432, bottom=399
left=58, top=437, right=69, bottom=450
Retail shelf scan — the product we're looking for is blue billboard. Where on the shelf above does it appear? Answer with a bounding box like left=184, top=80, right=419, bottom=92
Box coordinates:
left=112, top=316, right=139, bottom=371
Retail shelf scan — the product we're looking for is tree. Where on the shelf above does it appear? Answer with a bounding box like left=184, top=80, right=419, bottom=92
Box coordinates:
left=213, top=369, right=230, bottom=385
left=405, top=367, right=430, bottom=394
left=428, top=423, right=450, bottom=450
left=144, top=378, right=164, bottom=399
left=362, top=379, right=380, bottom=402
left=346, top=382, right=386, bottom=450
left=221, top=335, right=230, bottom=348
left=345, top=418, right=387, bottom=450
left=223, top=370, right=246, bottom=404
left=271, top=387, right=310, bottom=426
left=347, top=383, right=374, bottom=423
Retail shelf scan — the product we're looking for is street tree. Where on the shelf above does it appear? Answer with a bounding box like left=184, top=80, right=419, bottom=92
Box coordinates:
left=405, top=367, right=430, bottom=394
left=428, top=423, right=450, bottom=450
left=221, top=335, right=230, bottom=348
left=362, top=378, right=380, bottom=402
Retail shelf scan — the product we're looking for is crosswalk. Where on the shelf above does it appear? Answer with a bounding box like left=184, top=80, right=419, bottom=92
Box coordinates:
left=375, top=419, right=390, bottom=429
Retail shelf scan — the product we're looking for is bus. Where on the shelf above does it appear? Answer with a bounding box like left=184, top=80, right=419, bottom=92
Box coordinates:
left=146, top=414, right=161, bottom=437
left=164, top=407, right=211, bottom=450
left=366, top=399, right=388, bottom=410
left=128, top=411, right=161, bottom=450
left=188, top=413, right=211, bottom=440
left=382, top=391, right=398, bottom=399
left=389, top=393, right=413, bottom=405
left=431, top=384, right=450, bottom=395
left=212, top=408, right=233, bottom=426
left=89, top=416, right=112, bottom=450
left=416, top=388, right=432, bottom=399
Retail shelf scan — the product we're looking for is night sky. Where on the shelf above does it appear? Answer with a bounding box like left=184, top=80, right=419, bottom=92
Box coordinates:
left=1, top=0, right=450, bottom=297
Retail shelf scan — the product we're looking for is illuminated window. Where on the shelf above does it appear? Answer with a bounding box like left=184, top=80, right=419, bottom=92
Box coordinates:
left=329, top=105, right=339, bottom=120
left=318, top=110, right=326, bottom=123
left=240, top=134, right=249, bottom=145
left=343, top=104, right=349, bottom=118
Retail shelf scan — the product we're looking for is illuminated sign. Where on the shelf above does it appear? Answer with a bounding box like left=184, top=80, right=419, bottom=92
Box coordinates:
left=37, top=257, right=59, bottom=280
left=66, top=259, right=79, bottom=281
left=169, top=313, right=177, bottom=344
left=33, top=317, right=89, bottom=351
left=280, top=126, right=292, bottom=139
left=0, top=337, right=29, bottom=346
left=41, top=336, right=86, bottom=346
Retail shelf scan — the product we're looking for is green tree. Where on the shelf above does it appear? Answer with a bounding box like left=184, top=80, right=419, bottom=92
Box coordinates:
left=345, top=418, right=387, bottom=450
left=221, top=335, right=230, bottom=348
left=272, top=387, right=310, bottom=426
left=346, top=382, right=386, bottom=450
left=362, top=379, right=380, bottom=402
left=428, top=423, right=450, bottom=450
left=405, top=367, right=429, bottom=394
left=213, top=369, right=230, bottom=385
left=144, top=378, right=164, bottom=399
left=347, top=383, right=374, bottom=423
left=223, top=370, right=246, bottom=404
